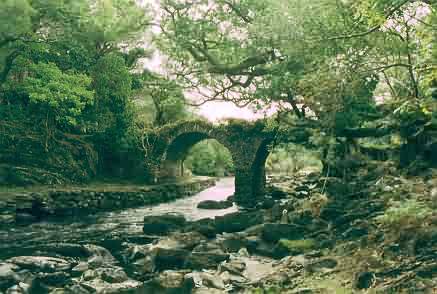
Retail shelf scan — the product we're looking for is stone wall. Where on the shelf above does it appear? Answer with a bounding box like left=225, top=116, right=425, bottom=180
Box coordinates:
left=0, top=178, right=216, bottom=225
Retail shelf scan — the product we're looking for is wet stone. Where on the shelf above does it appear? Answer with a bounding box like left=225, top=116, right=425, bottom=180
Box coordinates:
left=6, top=257, right=71, bottom=273
left=197, top=200, right=233, bottom=210
left=143, top=213, right=186, bottom=235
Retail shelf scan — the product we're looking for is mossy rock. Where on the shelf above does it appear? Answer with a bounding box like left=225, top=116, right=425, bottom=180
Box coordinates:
left=275, top=238, right=316, bottom=257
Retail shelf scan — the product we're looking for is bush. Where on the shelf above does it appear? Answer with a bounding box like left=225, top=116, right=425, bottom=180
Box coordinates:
left=376, top=199, right=433, bottom=246
left=184, top=139, right=234, bottom=177
left=377, top=199, right=433, bottom=229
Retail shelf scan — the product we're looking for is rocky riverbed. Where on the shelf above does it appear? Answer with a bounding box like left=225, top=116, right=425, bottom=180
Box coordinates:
left=1, top=166, right=436, bottom=293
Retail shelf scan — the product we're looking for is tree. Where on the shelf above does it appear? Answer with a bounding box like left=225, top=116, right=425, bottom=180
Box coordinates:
left=3, top=57, right=94, bottom=150
left=135, top=71, right=188, bottom=127
left=185, top=139, right=234, bottom=176
left=0, top=0, right=34, bottom=47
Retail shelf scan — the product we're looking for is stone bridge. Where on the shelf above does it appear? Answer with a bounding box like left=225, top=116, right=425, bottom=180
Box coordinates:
left=144, top=119, right=276, bottom=207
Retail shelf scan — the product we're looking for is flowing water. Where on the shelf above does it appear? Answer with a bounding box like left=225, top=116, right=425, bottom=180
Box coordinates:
left=0, top=177, right=237, bottom=259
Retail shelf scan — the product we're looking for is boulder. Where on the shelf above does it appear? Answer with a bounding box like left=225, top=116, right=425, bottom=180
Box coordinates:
left=274, top=239, right=316, bottom=257
left=217, top=234, right=249, bottom=253
left=7, top=257, right=71, bottom=273
left=306, top=257, right=338, bottom=273
left=155, top=232, right=207, bottom=251
left=83, top=245, right=117, bottom=267
left=71, top=262, right=89, bottom=277
left=185, top=218, right=217, bottom=238
left=5, top=282, right=31, bottom=294
left=192, top=288, right=225, bottom=294
left=0, top=263, right=19, bottom=291
left=34, top=271, right=70, bottom=288
left=185, top=243, right=229, bottom=270
left=153, top=248, right=190, bottom=271
left=143, top=213, right=186, bottom=235
left=80, top=278, right=143, bottom=294
left=185, top=272, right=225, bottom=290
left=219, top=260, right=246, bottom=275
left=214, top=211, right=263, bottom=233
left=142, top=270, right=194, bottom=294
left=40, top=243, right=89, bottom=258
left=261, top=223, right=305, bottom=243
left=197, top=200, right=233, bottom=210
left=130, top=256, right=155, bottom=279
left=81, top=267, right=128, bottom=284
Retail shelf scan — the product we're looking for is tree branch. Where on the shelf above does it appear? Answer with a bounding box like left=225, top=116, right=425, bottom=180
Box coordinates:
left=322, top=0, right=411, bottom=41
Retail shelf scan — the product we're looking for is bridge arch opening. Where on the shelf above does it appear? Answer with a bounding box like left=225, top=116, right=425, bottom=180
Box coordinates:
left=160, top=132, right=234, bottom=180
left=184, top=139, right=234, bottom=178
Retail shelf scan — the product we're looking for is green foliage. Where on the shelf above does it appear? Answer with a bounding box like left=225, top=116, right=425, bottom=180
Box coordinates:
left=134, top=71, right=188, bottom=127
left=74, top=0, right=150, bottom=51
left=278, top=238, right=316, bottom=253
left=266, top=143, right=322, bottom=175
left=394, top=97, right=436, bottom=138
left=185, top=139, right=234, bottom=177
left=376, top=199, right=433, bottom=230
left=0, top=0, right=34, bottom=43
left=4, top=57, right=93, bottom=128
left=0, top=0, right=153, bottom=182
left=92, top=53, right=132, bottom=133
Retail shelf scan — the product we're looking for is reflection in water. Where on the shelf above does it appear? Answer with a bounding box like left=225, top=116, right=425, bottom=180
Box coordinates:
left=0, top=177, right=236, bottom=259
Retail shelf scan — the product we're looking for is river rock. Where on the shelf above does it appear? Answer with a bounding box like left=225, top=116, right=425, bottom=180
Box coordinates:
left=261, top=223, right=305, bottom=243
left=71, top=262, right=89, bottom=276
left=33, top=271, right=70, bottom=290
left=82, top=266, right=129, bottom=284
left=214, top=211, right=263, bottom=233
left=306, top=257, right=338, bottom=273
left=143, top=213, right=186, bottom=235
left=83, top=244, right=117, bottom=267
left=219, top=270, right=247, bottom=285
left=5, top=282, right=31, bottom=294
left=80, top=278, right=143, bottom=294
left=41, top=243, right=89, bottom=258
left=0, top=263, right=19, bottom=291
left=155, top=232, right=207, bottom=251
left=219, top=260, right=246, bottom=275
left=122, top=244, right=151, bottom=263
left=153, top=247, right=191, bottom=271
left=197, top=200, right=232, bottom=210
left=185, top=243, right=229, bottom=270
left=186, top=218, right=217, bottom=238
left=217, top=233, right=249, bottom=253
left=142, top=270, right=194, bottom=294
left=186, top=272, right=225, bottom=290
left=7, top=257, right=71, bottom=273
left=192, top=288, right=225, bottom=294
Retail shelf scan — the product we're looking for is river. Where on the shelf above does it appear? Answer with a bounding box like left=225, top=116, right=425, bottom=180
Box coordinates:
left=0, top=177, right=237, bottom=259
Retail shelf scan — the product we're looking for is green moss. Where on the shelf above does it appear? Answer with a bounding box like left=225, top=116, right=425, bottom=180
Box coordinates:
left=278, top=238, right=316, bottom=253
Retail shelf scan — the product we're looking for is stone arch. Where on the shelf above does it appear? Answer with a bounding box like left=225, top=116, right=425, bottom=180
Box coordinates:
left=151, top=120, right=275, bottom=206
left=160, top=131, right=235, bottom=179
